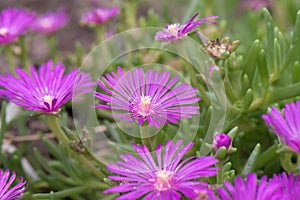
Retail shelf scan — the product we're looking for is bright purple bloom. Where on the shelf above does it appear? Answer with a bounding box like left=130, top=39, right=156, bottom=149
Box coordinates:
left=0, top=169, right=27, bottom=200
left=218, top=173, right=282, bottom=200
left=0, top=60, right=94, bottom=114
left=239, top=0, right=272, bottom=11
left=0, top=8, right=36, bottom=44
left=262, top=101, right=300, bottom=154
left=104, top=140, right=218, bottom=200
left=213, top=133, right=231, bottom=151
left=155, top=13, right=218, bottom=41
left=269, top=172, right=300, bottom=200
left=30, top=8, right=68, bottom=34
left=81, top=6, right=119, bottom=26
left=94, top=67, right=200, bottom=128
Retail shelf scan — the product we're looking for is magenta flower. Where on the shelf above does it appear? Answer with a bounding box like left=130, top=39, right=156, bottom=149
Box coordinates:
left=0, top=8, right=36, bottom=44
left=104, top=140, right=218, bottom=200
left=239, top=0, right=272, bottom=11
left=155, top=13, right=218, bottom=41
left=218, top=173, right=282, bottom=200
left=0, top=60, right=94, bottom=114
left=213, top=133, right=231, bottom=151
left=269, top=172, right=300, bottom=200
left=94, top=67, right=200, bottom=128
left=81, top=6, right=119, bottom=26
left=30, top=8, right=68, bottom=34
left=0, top=169, right=27, bottom=200
left=262, top=101, right=300, bottom=154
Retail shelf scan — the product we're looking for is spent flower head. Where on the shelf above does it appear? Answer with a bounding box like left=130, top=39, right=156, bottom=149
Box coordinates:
left=94, top=67, right=200, bottom=128
left=81, top=6, right=119, bottom=26
left=0, top=169, right=27, bottom=200
left=104, top=140, right=218, bottom=200
left=0, top=8, right=36, bottom=44
left=0, top=60, right=94, bottom=114
left=155, top=13, right=218, bottom=41
left=262, top=101, right=300, bottom=154
left=30, top=7, right=69, bottom=34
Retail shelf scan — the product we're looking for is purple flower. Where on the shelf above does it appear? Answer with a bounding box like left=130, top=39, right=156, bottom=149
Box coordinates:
left=104, top=140, right=218, bottom=200
left=94, top=67, right=200, bottom=128
left=81, top=6, right=119, bottom=26
left=269, top=172, right=300, bottom=200
left=155, top=13, right=218, bottom=41
left=0, top=169, right=27, bottom=200
left=262, top=101, right=300, bottom=154
left=0, top=8, right=36, bottom=44
left=213, top=133, right=231, bottom=151
left=30, top=8, right=68, bottom=35
left=218, top=173, right=282, bottom=200
left=239, top=0, right=272, bottom=11
left=0, top=60, right=94, bottom=114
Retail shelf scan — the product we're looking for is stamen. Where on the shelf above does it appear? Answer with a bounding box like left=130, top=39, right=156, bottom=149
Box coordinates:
left=154, top=170, right=172, bottom=191
left=43, top=95, right=54, bottom=109
left=137, top=95, right=153, bottom=116
left=0, top=27, right=8, bottom=35
left=40, top=18, right=52, bottom=28
left=167, top=24, right=180, bottom=36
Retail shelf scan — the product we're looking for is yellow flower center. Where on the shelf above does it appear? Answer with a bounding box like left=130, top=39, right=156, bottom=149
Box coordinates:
left=154, top=170, right=172, bottom=191
left=40, top=18, right=52, bottom=28
left=43, top=95, right=54, bottom=107
left=167, top=23, right=180, bottom=36
left=137, top=95, right=153, bottom=116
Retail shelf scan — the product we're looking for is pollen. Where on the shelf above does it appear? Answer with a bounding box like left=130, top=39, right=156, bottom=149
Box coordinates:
left=40, top=18, right=52, bottom=28
left=137, top=95, right=153, bottom=116
left=167, top=23, right=180, bottom=36
left=43, top=95, right=54, bottom=107
left=154, top=170, right=173, bottom=191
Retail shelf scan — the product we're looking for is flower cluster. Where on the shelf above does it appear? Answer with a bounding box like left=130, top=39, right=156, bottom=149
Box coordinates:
left=94, top=67, right=200, bottom=128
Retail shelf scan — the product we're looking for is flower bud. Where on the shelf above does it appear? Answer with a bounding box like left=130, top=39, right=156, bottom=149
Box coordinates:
left=213, top=133, right=231, bottom=151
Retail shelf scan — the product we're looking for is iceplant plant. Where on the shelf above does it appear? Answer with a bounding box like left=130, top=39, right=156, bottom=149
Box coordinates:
left=94, top=67, right=200, bottom=128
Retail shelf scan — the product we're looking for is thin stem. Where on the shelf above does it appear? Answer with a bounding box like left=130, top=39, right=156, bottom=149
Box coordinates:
left=0, top=102, right=7, bottom=163
left=216, top=162, right=224, bottom=185
left=47, top=36, right=58, bottom=62
left=44, top=114, right=105, bottom=178
left=123, top=0, right=137, bottom=28
left=95, top=26, right=104, bottom=43
left=4, top=45, right=16, bottom=74
left=140, top=126, right=152, bottom=151
left=19, top=35, right=30, bottom=72
left=44, top=115, right=69, bottom=144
